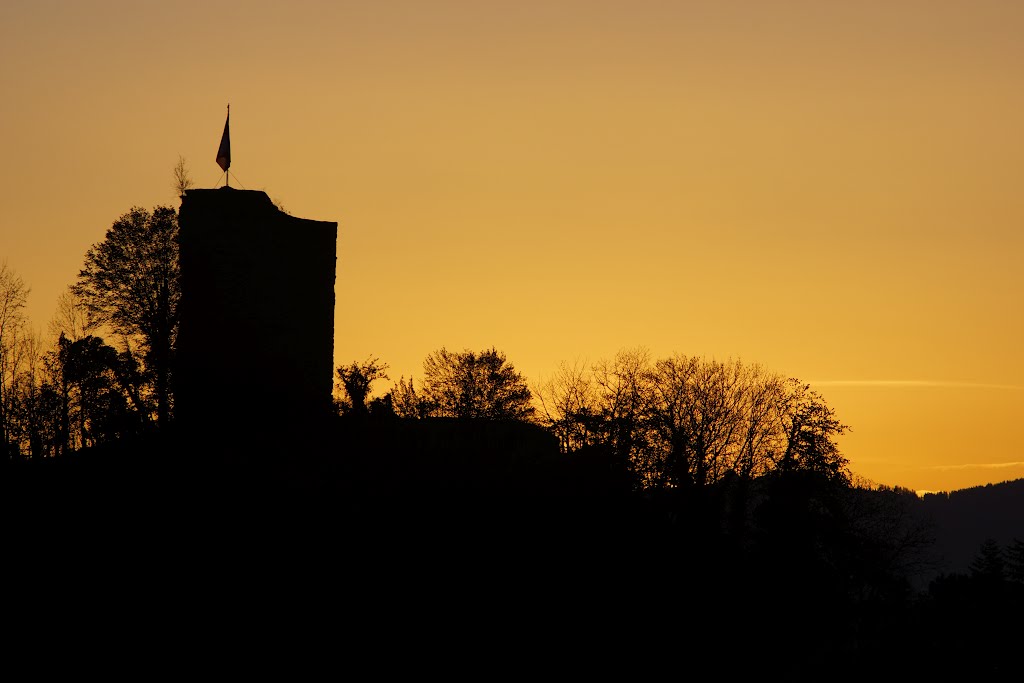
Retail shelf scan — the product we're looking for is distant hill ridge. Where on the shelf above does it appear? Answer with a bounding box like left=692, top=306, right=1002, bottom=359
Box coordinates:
left=915, top=477, right=1024, bottom=582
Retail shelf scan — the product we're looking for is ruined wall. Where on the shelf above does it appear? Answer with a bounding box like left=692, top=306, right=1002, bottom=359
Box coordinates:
left=176, top=188, right=337, bottom=435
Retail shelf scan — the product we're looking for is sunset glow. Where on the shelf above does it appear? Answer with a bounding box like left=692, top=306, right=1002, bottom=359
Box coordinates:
left=2, top=0, right=1022, bottom=492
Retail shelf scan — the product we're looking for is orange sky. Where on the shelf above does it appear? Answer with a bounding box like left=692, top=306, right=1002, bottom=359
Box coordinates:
left=2, top=0, right=1022, bottom=493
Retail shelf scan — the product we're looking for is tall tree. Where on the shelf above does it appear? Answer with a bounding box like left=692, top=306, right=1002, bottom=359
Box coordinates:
left=1005, top=538, right=1024, bottom=584
left=775, top=378, right=849, bottom=481
left=590, top=347, right=654, bottom=481
left=969, top=539, right=1006, bottom=583
left=0, top=262, right=30, bottom=457
left=535, top=359, right=598, bottom=453
left=74, top=206, right=180, bottom=428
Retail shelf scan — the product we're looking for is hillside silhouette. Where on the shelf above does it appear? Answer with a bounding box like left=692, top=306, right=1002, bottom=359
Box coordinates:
left=3, top=416, right=1021, bottom=677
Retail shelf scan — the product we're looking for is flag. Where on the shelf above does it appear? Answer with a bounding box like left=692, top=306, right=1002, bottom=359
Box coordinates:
left=216, top=105, right=231, bottom=172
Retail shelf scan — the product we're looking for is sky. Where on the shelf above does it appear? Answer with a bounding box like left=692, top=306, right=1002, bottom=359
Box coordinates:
left=2, top=0, right=1022, bottom=493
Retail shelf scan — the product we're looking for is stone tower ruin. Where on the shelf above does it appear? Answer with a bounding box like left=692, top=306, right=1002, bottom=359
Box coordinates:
left=175, top=187, right=337, bottom=439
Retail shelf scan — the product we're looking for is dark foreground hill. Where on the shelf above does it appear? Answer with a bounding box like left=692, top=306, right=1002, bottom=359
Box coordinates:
left=2, top=417, right=1021, bottom=677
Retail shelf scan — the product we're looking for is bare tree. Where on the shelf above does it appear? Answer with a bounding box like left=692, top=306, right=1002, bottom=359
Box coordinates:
left=534, top=359, right=598, bottom=453
left=646, top=355, right=755, bottom=488
left=590, top=347, right=655, bottom=478
left=0, top=262, right=29, bottom=350
left=2, top=325, right=39, bottom=458
left=731, top=367, right=786, bottom=480
left=14, top=329, right=46, bottom=457
left=173, top=155, right=193, bottom=198
left=685, top=358, right=749, bottom=486
left=47, top=287, right=95, bottom=345
left=0, top=262, right=30, bottom=456
left=647, top=353, right=699, bottom=488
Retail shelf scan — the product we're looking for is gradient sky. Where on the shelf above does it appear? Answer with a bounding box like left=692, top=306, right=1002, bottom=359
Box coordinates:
left=2, top=0, right=1022, bottom=493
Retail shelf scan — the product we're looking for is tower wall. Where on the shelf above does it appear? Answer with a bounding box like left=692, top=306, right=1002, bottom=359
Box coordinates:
left=176, top=188, right=337, bottom=436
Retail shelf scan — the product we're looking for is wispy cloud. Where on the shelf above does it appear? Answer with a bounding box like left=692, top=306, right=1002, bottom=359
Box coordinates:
left=926, top=461, right=1024, bottom=471
left=809, top=380, right=1024, bottom=391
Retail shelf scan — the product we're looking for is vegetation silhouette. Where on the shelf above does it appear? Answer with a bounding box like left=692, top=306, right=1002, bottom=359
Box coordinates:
left=2, top=179, right=1022, bottom=675
left=74, top=205, right=179, bottom=429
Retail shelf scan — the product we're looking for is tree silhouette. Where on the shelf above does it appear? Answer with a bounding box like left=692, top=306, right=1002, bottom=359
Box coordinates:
left=74, top=206, right=180, bottom=428
left=389, top=375, right=425, bottom=418
left=1006, top=538, right=1024, bottom=584
left=535, top=359, right=598, bottom=452
left=969, top=538, right=1006, bottom=583
left=47, top=287, right=94, bottom=343
left=335, top=357, right=389, bottom=415
left=0, top=262, right=30, bottom=458
left=419, top=347, right=534, bottom=420
left=50, top=334, right=146, bottom=449
left=589, top=347, right=653, bottom=484
left=172, top=155, right=193, bottom=199
left=775, top=378, right=849, bottom=480
left=539, top=349, right=851, bottom=493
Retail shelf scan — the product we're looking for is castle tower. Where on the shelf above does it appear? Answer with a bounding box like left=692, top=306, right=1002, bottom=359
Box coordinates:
left=175, top=187, right=337, bottom=440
